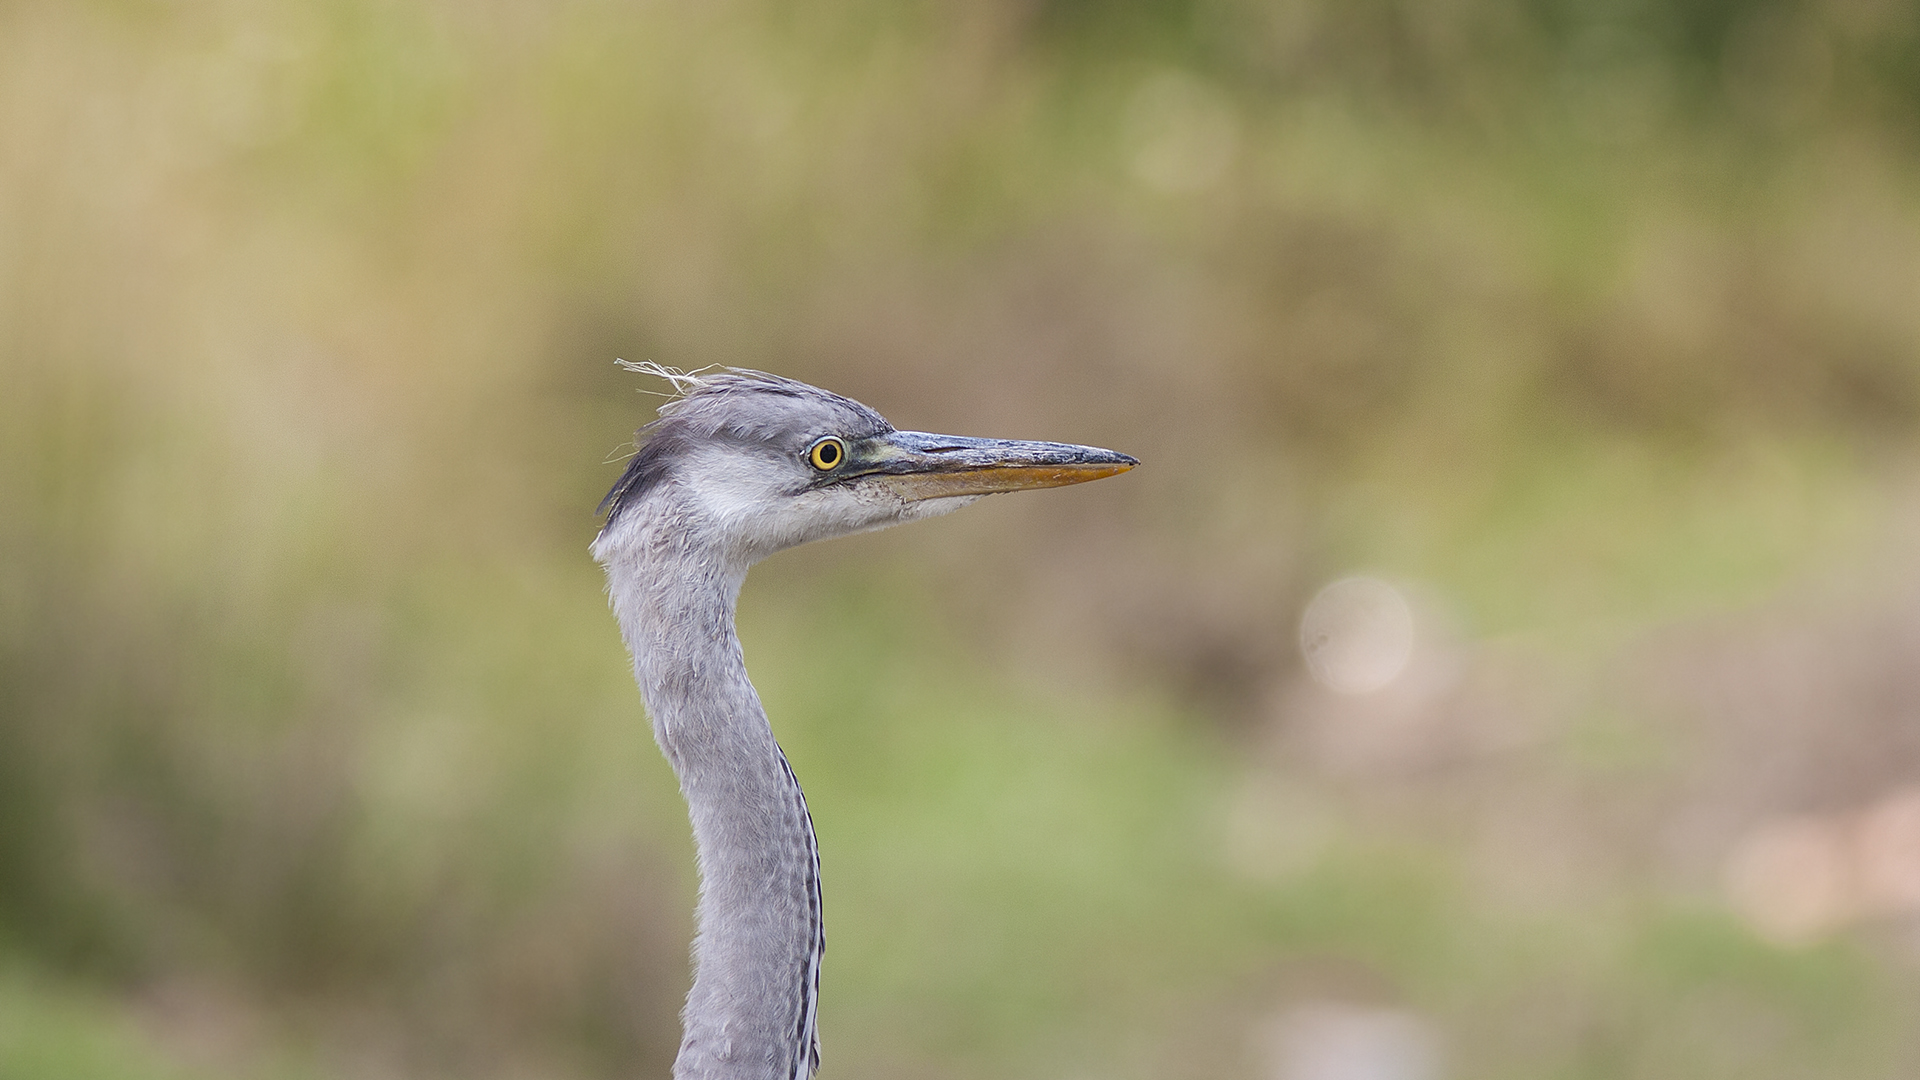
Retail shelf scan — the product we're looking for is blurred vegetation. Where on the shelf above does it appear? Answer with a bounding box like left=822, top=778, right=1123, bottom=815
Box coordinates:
left=5, top=0, right=1920, bottom=1077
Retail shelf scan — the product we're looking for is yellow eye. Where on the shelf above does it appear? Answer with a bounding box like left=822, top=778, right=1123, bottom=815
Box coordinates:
left=807, top=437, right=845, bottom=471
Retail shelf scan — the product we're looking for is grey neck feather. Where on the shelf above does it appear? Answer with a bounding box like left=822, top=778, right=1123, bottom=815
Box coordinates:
left=595, top=497, right=823, bottom=1080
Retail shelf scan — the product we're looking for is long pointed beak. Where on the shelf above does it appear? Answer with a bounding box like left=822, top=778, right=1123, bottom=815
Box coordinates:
left=857, top=430, right=1137, bottom=502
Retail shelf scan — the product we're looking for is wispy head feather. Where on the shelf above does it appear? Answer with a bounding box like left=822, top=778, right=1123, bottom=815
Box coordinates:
left=615, top=359, right=716, bottom=397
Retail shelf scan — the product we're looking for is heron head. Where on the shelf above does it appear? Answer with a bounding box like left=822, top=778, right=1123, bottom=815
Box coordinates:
left=594, top=367, right=1135, bottom=565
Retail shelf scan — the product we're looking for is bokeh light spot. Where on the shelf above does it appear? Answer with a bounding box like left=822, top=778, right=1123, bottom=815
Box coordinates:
left=1300, top=577, right=1416, bottom=695
left=1256, top=1003, right=1444, bottom=1080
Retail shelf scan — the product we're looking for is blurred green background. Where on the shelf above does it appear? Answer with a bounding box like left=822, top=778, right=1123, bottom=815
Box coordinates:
left=6, top=0, right=1920, bottom=1077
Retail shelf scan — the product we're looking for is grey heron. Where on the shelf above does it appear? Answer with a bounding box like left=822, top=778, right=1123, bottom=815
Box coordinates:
left=591, top=366, right=1135, bottom=1080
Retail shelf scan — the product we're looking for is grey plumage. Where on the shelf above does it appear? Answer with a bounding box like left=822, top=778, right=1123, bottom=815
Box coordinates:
left=592, top=366, right=1134, bottom=1080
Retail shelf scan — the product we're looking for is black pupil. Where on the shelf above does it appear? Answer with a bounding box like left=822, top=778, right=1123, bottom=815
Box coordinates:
left=817, top=442, right=839, bottom=466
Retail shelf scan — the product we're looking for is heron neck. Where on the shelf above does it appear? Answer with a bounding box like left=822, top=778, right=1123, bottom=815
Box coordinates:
left=597, top=519, right=822, bottom=1080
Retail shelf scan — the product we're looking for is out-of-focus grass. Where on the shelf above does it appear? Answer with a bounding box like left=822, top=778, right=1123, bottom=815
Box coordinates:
left=0, top=974, right=189, bottom=1080
left=1331, top=432, right=1880, bottom=647
left=741, top=572, right=1916, bottom=1080
left=0, top=961, right=310, bottom=1080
